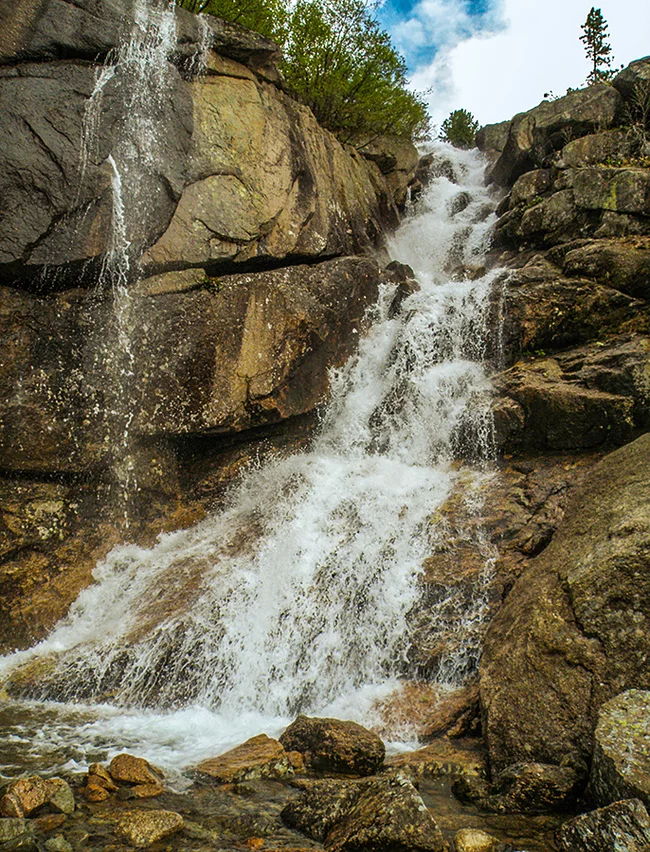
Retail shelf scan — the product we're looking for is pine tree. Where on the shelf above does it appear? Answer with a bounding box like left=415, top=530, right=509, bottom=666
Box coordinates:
left=580, top=7, right=614, bottom=85
left=439, top=109, right=479, bottom=150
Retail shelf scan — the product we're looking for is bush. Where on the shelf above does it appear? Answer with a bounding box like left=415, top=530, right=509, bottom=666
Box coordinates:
left=176, top=0, right=431, bottom=146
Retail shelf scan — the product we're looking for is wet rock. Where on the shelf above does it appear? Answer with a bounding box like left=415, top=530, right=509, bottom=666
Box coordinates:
left=43, top=836, right=72, bottom=852
left=113, top=809, right=184, bottom=848
left=485, top=763, right=579, bottom=814
left=480, top=434, right=650, bottom=772
left=0, top=819, right=33, bottom=844
left=556, top=798, right=650, bottom=852
left=489, top=84, right=622, bottom=187
left=45, top=779, right=74, bottom=815
left=493, top=334, right=650, bottom=452
left=82, top=784, right=110, bottom=803
left=0, top=776, right=50, bottom=818
left=589, top=690, right=650, bottom=808
left=109, top=754, right=163, bottom=786
left=454, top=828, right=501, bottom=852
left=281, top=779, right=360, bottom=841
left=386, top=737, right=485, bottom=784
left=197, top=734, right=294, bottom=784
left=32, top=814, right=66, bottom=833
left=87, top=764, right=118, bottom=792
left=282, top=773, right=447, bottom=852
left=280, top=715, right=385, bottom=776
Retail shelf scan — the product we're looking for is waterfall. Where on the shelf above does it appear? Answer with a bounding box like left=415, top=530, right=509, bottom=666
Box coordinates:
left=0, top=143, right=502, bottom=775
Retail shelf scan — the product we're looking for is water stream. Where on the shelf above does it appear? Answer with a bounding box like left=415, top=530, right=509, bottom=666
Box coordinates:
left=0, top=142, right=501, bottom=779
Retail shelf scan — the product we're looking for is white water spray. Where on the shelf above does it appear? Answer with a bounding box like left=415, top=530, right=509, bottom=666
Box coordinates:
left=0, top=144, right=502, bottom=773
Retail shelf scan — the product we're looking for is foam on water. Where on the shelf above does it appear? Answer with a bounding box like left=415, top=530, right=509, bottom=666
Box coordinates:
left=0, top=144, right=501, bottom=775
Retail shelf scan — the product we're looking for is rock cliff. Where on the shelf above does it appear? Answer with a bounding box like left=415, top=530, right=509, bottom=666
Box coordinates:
left=0, top=0, right=419, bottom=650
left=470, top=58, right=650, bottom=784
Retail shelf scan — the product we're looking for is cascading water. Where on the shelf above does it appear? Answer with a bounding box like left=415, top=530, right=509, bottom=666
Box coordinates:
left=0, top=144, right=502, bottom=777
left=82, top=0, right=179, bottom=523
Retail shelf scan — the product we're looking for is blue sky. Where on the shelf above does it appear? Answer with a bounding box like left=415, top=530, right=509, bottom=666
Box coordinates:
left=376, top=0, right=650, bottom=131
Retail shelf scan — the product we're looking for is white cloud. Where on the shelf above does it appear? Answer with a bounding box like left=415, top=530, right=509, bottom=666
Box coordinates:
left=404, top=0, right=650, bottom=130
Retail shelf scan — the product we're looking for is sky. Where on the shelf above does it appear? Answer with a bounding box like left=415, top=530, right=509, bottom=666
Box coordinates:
left=377, top=0, right=650, bottom=131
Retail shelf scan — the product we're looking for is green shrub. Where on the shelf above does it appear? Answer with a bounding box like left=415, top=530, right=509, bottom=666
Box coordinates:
left=439, top=109, right=479, bottom=149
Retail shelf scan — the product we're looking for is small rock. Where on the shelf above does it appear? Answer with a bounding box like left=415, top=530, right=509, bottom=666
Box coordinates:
left=114, top=809, right=183, bottom=848
left=0, top=776, right=50, bottom=818
left=83, top=783, right=110, bottom=802
left=0, top=818, right=32, bottom=843
left=556, top=798, right=650, bottom=851
left=33, top=814, right=66, bottom=833
left=589, top=689, right=650, bottom=808
left=44, top=836, right=73, bottom=852
left=279, top=715, right=385, bottom=776
left=454, top=828, right=501, bottom=852
left=197, top=734, right=293, bottom=783
left=109, top=754, right=163, bottom=786
left=118, top=783, right=165, bottom=800
left=87, top=763, right=119, bottom=791
left=45, top=779, right=74, bottom=815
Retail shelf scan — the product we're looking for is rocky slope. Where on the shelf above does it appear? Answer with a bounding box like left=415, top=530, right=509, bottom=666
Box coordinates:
left=460, top=55, right=650, bottom=811
left=0, top=0, right=419, bottom=651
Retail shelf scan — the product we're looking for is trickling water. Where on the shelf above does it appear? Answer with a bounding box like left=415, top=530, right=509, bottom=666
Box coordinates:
left=0, top=144, right=502, bottom=774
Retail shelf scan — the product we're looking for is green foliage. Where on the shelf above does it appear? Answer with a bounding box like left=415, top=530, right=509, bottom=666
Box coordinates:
left=175, top=0, right=431, bottom=145
left=281, top=0, right=430, bottom=145
left=580, top=7, right=614, bottom=85
left=439, top=109, right=479, bottom=149
left=175, top=0, right=288, bottom=43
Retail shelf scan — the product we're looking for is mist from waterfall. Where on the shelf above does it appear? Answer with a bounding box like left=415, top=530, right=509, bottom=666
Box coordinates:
left=0, top=143, right=501, bottom=777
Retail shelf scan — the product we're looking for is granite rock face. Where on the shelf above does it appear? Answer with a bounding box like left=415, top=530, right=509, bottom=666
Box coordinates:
left=480, top=434, right=650, bottom=773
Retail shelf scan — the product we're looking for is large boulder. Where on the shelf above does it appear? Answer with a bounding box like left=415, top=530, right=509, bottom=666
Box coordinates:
left=561, top=237, right=650, bottom=300
left=556, top=799, right=650, bottom=852
left=488, top=84, right=623, bottom=187
left=613, top=56, right=650, bottom=103
left=279, top=715, right=385, bottom=776
left=493, top=335, right=650, bottom=452
left=480, top=434, right=650, bottom=773
left=282, top=774, right=447, bottom=852
left=589, top=690, right=650, bottom=808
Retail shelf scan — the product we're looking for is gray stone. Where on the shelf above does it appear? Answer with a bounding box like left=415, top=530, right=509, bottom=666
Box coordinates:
left=489, top=84, right=623, bottom=187
left=559, top=130, right=633, bottom=168
left=556, top=799, right=650, bottom=852
left=510, top=169, right=551, bottom=207
left=573, top=168, right=650, bottom=214
left=589, top=690, right=650, bottom=808
left=614, top=56, right=650, bottom=104
left=476, top=120, right=511, bottom=155
left=562, top=238, right=650, bottom=300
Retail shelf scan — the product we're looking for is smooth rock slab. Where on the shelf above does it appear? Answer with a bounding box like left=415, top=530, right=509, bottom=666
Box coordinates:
left=113, top=809, right=184, bottom=848
left=556, top=798, right=650, bottom=851
left=197, top=734, right=294, bottom=783
left=590, top=689, right=650, bottom=808
left=280, top=715, right=385, bottom=776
